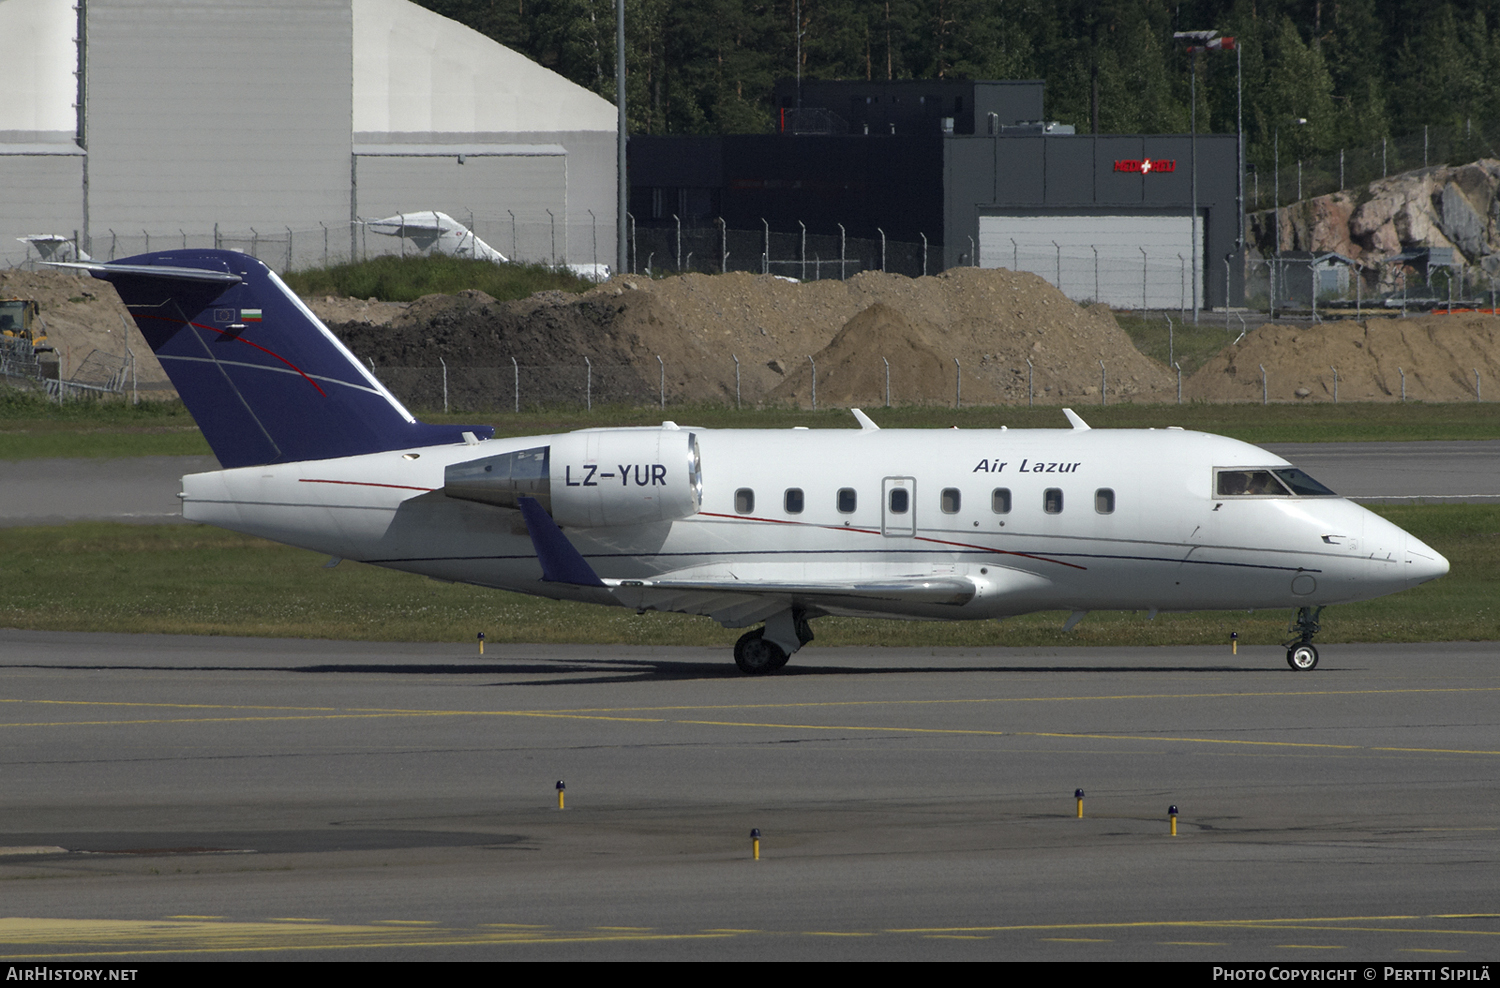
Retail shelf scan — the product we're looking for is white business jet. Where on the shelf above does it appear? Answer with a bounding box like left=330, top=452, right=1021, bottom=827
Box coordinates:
left=55, top=251, right=1448, bottom=674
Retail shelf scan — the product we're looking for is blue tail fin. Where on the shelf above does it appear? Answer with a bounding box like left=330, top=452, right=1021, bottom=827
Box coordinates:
left=67, top=250, right=492, bottom=468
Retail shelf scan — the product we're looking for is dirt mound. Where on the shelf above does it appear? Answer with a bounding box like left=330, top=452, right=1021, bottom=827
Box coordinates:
left=611, top=266, right=1175, bottom=406
left=304, top=294, right=406, bottom=327
left=0, top=267, right=172, bottom=391
left=769, top=303, right=950, bottom=405
left=1185, top=314, right=1498, bottom=403
left=28, top=258, right=1492, bottom=412
left=330, top=266, right=1178, bottom=409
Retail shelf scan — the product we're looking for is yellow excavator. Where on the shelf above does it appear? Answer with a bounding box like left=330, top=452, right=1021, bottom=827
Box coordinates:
left=0, top=296, right=56, bottom=380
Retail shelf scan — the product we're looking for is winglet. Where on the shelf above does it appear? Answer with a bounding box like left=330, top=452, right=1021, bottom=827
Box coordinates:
left=517, top=496, right=605, bottom=587
left=1062, top=408, right=1091, bottom=431
left=851, top=408, right=880, bottom=431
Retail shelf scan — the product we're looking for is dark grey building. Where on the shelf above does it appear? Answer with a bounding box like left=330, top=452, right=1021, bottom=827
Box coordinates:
left=631, top=79, right=1241, bottom=307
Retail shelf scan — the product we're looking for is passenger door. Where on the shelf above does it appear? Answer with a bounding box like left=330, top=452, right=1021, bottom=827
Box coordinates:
left=882, top=476, right=916, bottom=537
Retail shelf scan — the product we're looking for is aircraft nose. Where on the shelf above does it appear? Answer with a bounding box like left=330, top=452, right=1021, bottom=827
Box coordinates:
left=1405, top=531, right=1449, bottom=586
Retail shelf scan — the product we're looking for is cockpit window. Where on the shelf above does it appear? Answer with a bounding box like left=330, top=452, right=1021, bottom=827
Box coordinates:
left=1273, top=468, right=1338, bottom=497
left=1217, top=470, right=1289, bottom=496
left=1216, top=468, right=1337, bottom=498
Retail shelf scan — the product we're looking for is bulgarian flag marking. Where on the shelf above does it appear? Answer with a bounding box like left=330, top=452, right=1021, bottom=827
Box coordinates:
left=241, top=309, right=263, bottom=322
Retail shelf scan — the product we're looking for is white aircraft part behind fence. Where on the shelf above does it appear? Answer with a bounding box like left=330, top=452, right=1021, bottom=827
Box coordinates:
left=365, top=210, right=508, bottom=263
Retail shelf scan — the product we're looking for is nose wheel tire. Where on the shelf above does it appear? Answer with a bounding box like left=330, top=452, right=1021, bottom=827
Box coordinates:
left=734, top=628, right=789, bottom=675
left=1287, top=644, right=1319, bottom=671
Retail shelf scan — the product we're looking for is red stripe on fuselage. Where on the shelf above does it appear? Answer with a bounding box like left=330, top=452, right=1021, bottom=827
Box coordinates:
left=299, top=478, right=434, bottom=492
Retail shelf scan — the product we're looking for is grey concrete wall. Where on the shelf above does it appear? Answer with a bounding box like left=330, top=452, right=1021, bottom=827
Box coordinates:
left=85, top=0, right=353, bottom=252
left=0, top=151, right=84, bottom=266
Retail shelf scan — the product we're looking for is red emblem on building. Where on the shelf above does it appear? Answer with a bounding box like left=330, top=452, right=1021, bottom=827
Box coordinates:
left=1113, top=158, right=1177, bottom=173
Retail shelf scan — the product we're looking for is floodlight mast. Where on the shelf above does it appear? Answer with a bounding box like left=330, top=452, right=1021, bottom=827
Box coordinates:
left=617, top=0, right=628, bottom=275
left=1173, top=29, right=1238, bottom=318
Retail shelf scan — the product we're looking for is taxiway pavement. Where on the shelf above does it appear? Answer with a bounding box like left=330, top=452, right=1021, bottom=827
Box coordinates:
left=3, top=631, right=1499, bottom=961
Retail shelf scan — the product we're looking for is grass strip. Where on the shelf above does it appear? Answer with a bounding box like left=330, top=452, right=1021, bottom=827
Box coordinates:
left=281, top=255, right=595, bottom=302
left=4, top=398, right=1500, bottom=461
left=0, top=391, right=210, bottom=459
left=0, top=505, right=1492, bottom=647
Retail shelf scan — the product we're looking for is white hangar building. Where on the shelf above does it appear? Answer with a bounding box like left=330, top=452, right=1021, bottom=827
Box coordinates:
left=0, top=0, right=618, bottom=270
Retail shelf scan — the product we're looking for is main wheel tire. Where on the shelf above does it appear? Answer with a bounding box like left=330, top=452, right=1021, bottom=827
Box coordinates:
left=734, top=628, right=787, bottom=675
left=1287, top=644, right=1319, bottom=670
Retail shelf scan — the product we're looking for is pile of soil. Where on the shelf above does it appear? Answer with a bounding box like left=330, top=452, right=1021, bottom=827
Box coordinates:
left=15, top=259, right=1494, bottom=411
left=326, top=266, right=1177, bottom=408
left=1185, top=314, right=1499, bottom=402
left=0, top=267, right=171, bottom=390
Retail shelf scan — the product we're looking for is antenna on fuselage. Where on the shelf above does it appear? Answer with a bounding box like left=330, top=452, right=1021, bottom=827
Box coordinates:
left=850, top=408, right=880, bottom=431
left=1062, top=408, right=1092, bottom=431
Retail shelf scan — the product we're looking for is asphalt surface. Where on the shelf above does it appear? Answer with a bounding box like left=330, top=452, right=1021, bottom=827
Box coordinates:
left=1261, top=441, right=1500, bottom=503
left=0, top=455, right=217, bottom=527
left=2, top=632, right=1500, bottom=961
left=0, top=441, right=1495, bottom=528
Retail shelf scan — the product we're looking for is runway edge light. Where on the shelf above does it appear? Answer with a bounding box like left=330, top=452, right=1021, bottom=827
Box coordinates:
left=1075, top=789, right=1085, bottom=819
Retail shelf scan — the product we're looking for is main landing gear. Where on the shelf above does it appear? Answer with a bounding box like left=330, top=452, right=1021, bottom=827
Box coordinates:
left=733, top=609, right=814, bottom=675
left=1283, top=605, right=1324, bottom=671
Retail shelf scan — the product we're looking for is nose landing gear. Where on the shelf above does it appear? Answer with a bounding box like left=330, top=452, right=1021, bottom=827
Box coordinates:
left=1283, top=606, right=1324, bottom=670
left=733, top=609, right=814, bottom=675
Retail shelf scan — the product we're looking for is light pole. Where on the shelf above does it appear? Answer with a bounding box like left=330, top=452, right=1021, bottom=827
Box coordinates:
left=616, top=0, right=627, bottom=276
left=1174, top=30, right=1236, bottom=318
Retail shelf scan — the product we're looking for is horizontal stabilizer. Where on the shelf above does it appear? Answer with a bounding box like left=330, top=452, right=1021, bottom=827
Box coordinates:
left=60, top=250, right=493, bottom=468
left=49, top=260, right=242, bottom=285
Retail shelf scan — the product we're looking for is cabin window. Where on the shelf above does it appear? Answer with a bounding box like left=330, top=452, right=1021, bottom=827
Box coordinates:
left=735, top=488, right=755, bottom=513
left=941, top=488, right=961, bottom=513
left=991, top=488, right=1012, bottom=514
left=1095, top=488, right=1115, bottom=514
left=784, top=488, right=804, bottom=514
left=1044, top=488, right=1063, bottom=514
left=837, top=488, right=857, bottom=513
left=888, top=488, right=909, bottom=513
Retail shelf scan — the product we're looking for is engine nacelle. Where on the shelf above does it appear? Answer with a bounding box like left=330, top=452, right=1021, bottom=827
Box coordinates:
left=444, top=428, right=702, bottom=529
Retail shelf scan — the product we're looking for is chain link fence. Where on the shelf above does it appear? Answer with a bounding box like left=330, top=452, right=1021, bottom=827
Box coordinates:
left=624, top=223, right=944, bottom=280
left=5, top=212, right=605, bottom=273
left=9, top=215, right=948, bottom=282
left=1248, top=120, right=1500, bottom=213
left=1242, top=254, right=1500, bottom=316
left=379, top=360, right=664, bottom=414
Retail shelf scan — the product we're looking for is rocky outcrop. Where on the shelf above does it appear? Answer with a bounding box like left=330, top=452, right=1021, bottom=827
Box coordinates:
left=1250, top=159, right=1500, bottom=291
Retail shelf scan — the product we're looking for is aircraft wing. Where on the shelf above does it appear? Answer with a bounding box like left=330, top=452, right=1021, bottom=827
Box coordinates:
left=606, top=576, right=974, bottom=629
left=515, top=495, right=980, bottom=627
